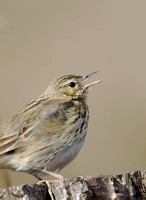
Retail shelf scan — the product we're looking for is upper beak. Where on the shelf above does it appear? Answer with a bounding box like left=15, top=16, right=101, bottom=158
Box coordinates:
left=82, top=71, right=102, bottom=89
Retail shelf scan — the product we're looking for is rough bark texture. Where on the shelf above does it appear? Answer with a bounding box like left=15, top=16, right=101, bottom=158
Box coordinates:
left=0, top=170, right=145, bottom=200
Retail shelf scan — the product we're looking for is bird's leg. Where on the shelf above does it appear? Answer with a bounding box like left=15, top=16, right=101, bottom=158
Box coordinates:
left=39, top=168, right=66, bottom=180
left=33, top=174, right=43, bottom=181
left=37, top=168, right=67, bottom=185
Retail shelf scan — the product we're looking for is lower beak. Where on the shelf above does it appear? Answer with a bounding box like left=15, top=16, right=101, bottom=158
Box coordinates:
left=83, top=72, right=102, bottom=89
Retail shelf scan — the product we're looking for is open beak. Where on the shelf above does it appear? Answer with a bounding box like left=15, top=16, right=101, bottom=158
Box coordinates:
left=82, top=71, right=102, bottom=89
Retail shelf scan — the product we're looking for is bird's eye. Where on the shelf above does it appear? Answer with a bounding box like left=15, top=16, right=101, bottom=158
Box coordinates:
left=69, top=82, right=76, bottom=88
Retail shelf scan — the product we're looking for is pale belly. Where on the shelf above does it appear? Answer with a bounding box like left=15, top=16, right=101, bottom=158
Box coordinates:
left=37, top=109, right=89, bottom=176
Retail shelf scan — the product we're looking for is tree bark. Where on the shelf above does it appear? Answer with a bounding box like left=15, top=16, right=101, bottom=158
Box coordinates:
left=0, top=170, right=145, bottom=200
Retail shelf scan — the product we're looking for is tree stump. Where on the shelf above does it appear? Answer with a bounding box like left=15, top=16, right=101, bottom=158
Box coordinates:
left=0, top=170, right=145, bottom=200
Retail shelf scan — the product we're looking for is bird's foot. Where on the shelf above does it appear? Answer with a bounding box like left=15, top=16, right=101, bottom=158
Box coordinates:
left=36, top=168, right=67, bottom=185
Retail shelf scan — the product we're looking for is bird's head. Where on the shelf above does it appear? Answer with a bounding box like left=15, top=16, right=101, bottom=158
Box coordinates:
left=44, top=72, right=102, bottom=101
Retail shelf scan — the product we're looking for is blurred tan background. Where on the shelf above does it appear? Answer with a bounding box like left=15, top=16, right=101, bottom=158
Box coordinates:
left=0, top=0, right=146, bottom=187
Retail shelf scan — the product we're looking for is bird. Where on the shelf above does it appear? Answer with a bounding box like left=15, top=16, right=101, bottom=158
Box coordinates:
left=0, top=72, right=101, bottom=181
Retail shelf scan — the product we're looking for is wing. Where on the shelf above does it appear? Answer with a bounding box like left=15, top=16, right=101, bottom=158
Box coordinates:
left=0, top=98, right=74, bottom=157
